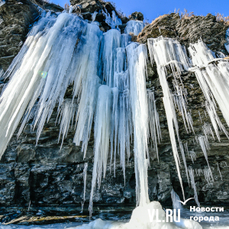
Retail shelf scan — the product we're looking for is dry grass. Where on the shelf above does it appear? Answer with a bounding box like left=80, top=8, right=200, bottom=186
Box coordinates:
left=216, top=13, right=229, bottom=25
left=180, top=9, right=194, bottom=19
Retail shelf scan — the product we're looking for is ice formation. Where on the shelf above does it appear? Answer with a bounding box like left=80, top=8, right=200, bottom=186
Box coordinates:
left=102, top=10, right=122, bottom=30
left=147, top=90, right=161, bottom=159
left=2, top=5, right=229, bottom=229
left=189, top=40, right=229, bottom=136
left=125, top=20, right=145, bottom=36
left=126, top=42, right=150, bottom=206
left=81, top=162, right=88, bottom=212
left=171, top=189, right=184, bottom=211
left=147, top=37, right=191, bottom=199
left=188, top=168, right=200, bottom=207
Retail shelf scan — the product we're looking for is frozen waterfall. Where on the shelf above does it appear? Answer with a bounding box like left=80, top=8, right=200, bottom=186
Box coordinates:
left=2, top=6, right=229, bottom=229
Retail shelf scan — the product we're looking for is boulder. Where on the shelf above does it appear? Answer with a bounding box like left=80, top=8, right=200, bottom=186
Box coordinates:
left=129, top=11, right=144, bottom=21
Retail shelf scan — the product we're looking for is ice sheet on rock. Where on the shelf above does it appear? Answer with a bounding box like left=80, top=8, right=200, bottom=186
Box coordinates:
left=203, top=167, right=214, bottom=184
left=148, top=36, right=190, bottom=71
left=171, top=189, right=183, bottom=211
left=102, top=10, right=122, bottom=30
left=125, top=20, right=145, bottom=36
left=25, top=14, right=85, bottom=144
left=189, top=41, right=215, bottom=67
left=185, top=143, right=196, bottom=163
left=57, top=99, right=77, bottom=148
left=115, top=48, right=126, bottom=73
left=101, top=29, right=121, bottom=87
left=198, top=136, right=213, bottom=180
left=188, top=167, right=200, bottom=207
left=189, top=40, right=229, bottom=139
left=111, top=71, right=132, bottom=180
left=121, top=34, right=131, bottom=47
left=147, top=89, right=161, bottom=160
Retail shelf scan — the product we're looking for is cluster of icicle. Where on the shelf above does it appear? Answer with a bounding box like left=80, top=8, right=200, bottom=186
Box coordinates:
left=147, top=36, right=229, bottom=205
left=1, top=6, right=229, bottom=229
left=0, top=10, right=154, bottom=217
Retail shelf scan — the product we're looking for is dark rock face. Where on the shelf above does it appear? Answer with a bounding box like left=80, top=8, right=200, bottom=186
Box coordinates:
left=0, top=0, right=39, bottom=71
left=1, top=5, right=229, bottom=214
left=70, top=0, right=128, bottom=31
left=0, top=0, right=63, bottom=72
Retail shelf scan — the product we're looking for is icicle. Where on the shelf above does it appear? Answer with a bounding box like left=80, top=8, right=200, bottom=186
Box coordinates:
left=0, top=69, right=4, bottom=79
left=102, top=10, right=122, bottom=30
left=81, top=162, right=88, bottom=213
left=202, top=122, right=215, bottom=141
left=188, top=167, right=200, bottom=207
left=121, top=34, right=131, bottom=47
left=101, top=29, right=121, bottom=87
left=72, top=22, right=102, bottom=157
left=57, top=99, right=77, bottom=148
left=126, top=42, right=149, bottom=206
left=198, top=135, right=214, bottom=181
left=125, top=20, right=145, bottom=36
left=89, top=85, right=112, bottom=217
left=217, top=162, right=223, bottom=181
left=171, top=189, right=183, bottom=211
left=189, top=40, right=229, bottom=139
left=147, top=89, right=161, bottom=160
left=91, top=12, right=98, bottom=22
left=0, top=13, right=79, bottom=159
left=115, top=48, right=126, bottom=73
left=203, top=167, right=214, bottom=184
left=198, top=111, right=203, bottom=123
left=110, top=87, right=119, bottom=177
left=184, top=143, right=196, bottom=163
left=147, top=37, right=191, bottom=200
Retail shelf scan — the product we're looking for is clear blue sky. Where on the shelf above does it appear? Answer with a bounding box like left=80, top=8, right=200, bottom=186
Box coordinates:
left=52, top=0, right=229, bottom=22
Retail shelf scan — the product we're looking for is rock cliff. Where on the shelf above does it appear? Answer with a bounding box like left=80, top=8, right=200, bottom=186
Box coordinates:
left=0, top=0, right=229, bottom=218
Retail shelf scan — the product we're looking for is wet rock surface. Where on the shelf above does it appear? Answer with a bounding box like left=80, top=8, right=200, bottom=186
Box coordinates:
left=0, top=2, right=229, bottom=216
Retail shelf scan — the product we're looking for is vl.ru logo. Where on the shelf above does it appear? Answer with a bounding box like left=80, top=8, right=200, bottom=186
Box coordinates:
left=179, top=197, right=194, bottom=205
left=148, top=209, right=181, bottom=223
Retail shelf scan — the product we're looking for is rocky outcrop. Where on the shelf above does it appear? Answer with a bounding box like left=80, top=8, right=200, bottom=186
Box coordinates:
left=0, top=0, right=39, bottom=71
left=129, top=11, right=144, bottom=21
left=138, top=13, right=228, bottom=55
left=0, top=0, right=63, bottom=72
left=70, top=0, right=128, bottom=31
